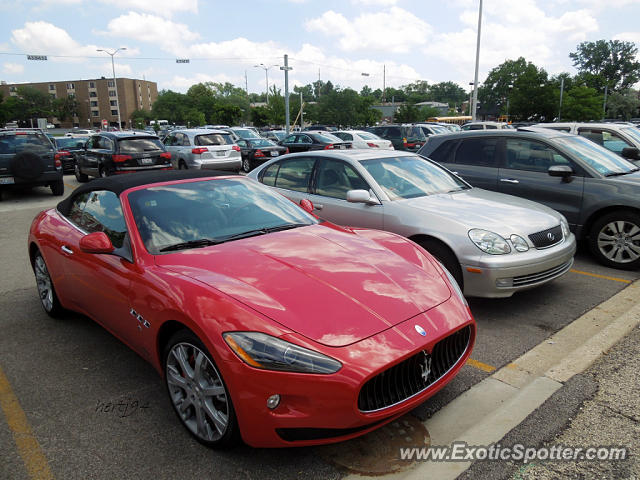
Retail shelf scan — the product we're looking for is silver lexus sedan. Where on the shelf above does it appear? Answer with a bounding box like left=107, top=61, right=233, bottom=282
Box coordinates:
left=247, top=150, right=576, bottom=298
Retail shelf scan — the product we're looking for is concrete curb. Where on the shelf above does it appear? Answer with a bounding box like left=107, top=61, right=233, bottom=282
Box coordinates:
left=345, top=279, right=640, bottom=480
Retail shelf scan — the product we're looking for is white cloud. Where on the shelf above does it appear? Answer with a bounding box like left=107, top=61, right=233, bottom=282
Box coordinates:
left=11, top=21, right=139, bottom=62
left=305, top=7, right=432, bottom=53
left=164, top=72, right=240, bottom=91
left=98, top=61, right=132, bottom=76
left=103, top=12, right=200, bottom=53
left=98, top=0, right=198, bottom=17
left=350, top=0, right=398, bottom=5
left=3, top=63, right=24, bottom=74
left=424, top=0, right=599, bottom=83
left=614, top=32, right=640, bottom=44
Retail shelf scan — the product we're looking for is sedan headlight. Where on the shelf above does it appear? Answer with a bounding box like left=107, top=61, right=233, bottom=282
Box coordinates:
left=561, top=218, right=570, bottom=239
left=223, top=332, right=342, bottom=374
left=468, top=229, right=511, bottom=254
left=510, top=234, right=529, bottom=252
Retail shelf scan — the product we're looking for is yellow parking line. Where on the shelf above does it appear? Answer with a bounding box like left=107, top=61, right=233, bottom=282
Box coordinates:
left=570, top=269, right=631, bottom=284
left=63, top=182, right=76, bottom=190
left=466, top=358, right=496, bottom=373
left=0, top=366, right=54, bottom=480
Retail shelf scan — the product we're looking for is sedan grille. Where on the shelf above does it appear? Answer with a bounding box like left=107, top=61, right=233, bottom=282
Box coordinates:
left=512, top=259, right=573, bottom=287
left=357, top=325, right=471, bottom=412
left=528, top=225, right=563, bottom=249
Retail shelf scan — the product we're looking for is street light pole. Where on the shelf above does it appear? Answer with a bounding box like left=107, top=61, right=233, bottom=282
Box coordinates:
left=558, top=76, right=565, bottom=121
left=506, top=84, right=513, bottom=122
left=280, top=55, right=293, bottom=135
left=472, top=0, right=483, bottom=121
left=254, top=63, right=278, bottom=102
left=97, top=47, right=126, bottom=130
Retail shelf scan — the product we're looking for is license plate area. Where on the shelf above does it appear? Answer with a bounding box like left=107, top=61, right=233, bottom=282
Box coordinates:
left=0, top=176, right=15, bottom=185
left=216, top=150, right=226, bottom=157
left=140, top=157, right=153, bottom=165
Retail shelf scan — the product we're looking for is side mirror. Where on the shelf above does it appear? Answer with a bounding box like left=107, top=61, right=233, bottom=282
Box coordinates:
left=79, top=232, right=114, bottom=254
left=347, top=189, right=379, bottom=205
left=299, top=198, right=315, bottom=214
left=621, top=147, right=640, bottom=160
left=548, top=165, right=573, bottom=181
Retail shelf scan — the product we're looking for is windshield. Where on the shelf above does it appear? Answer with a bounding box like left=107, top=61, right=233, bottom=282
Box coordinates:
left=195, top=133, right=234, bottom=146
left=128, top=178, right=318, bottom=254
left=406, top=126, right=427, bottom=141
left=356, top=131, right=381, bottom=141
left=248, top=138, right=276, bottom=147
left=119, top=137, right=164, bottom=153
left=360, top=155, right=469, bottom=200
left=311, top=132, right=341, bottom=143
left=622, top=127, right=640, bottom=145
left=232, top=128, right=260, bottom=139
left=553, top=136, right=638, bottom=176
left=56, top=137, right=86, bottom=150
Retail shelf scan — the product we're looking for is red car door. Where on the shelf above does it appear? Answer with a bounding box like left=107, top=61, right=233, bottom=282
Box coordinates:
left=61, top=190, right=141, bottom=349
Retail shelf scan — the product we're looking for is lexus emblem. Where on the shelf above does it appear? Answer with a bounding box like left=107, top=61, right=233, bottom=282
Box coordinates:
left=420, top=352, right=432, bottom=383
left=547, top=232, right=555, bottom=241
left=415, top=325, right=427, bottom=336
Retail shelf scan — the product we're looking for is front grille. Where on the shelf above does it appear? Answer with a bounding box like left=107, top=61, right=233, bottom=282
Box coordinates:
left=528, top=225, right=563, bottom=249
left=512, top=259, right=573, bottom=287
left=357, top=325, right=471, bottom=412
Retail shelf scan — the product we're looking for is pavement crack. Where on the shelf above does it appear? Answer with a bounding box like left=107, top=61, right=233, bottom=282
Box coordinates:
left=601, top=403, right=640, bottom=424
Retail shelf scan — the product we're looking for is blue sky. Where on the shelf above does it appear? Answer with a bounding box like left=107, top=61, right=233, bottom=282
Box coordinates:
left=1, top=0, right=639, bottom=94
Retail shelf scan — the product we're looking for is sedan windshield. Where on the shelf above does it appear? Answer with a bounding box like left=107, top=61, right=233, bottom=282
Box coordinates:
left=554, top=136, right=638, bottom=176
left=360, top=155, right=470, bottom=200
left=248, top=138, right=276, bottom=148
left=311, top=133, right=342, bottom=143
left=128, top=178, right=318, bottom=254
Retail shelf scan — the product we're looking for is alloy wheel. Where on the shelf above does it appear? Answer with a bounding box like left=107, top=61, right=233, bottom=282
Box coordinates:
left=34, top=254, right=54, bottom=312
left=597, top=220, right=640, bottom=264
left=166, top=342, right=230, bottom=442
left=242, top=158, right=251, bottom=173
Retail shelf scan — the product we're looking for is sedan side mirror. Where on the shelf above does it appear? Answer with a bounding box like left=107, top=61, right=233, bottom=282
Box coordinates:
left=548, top=165, right=573, bottom=182
left=347, top=189, right=380, bottom=205
left=621, top=147, right=640, bottom=160
left=79, top=232, right=114, bottom=254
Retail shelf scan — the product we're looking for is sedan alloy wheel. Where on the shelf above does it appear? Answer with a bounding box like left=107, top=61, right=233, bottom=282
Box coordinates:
left=165, top=334, right=238, bottom=446
left=242, top=157, right=252, bottom=173
left=590, top=211, right=640, bottom=269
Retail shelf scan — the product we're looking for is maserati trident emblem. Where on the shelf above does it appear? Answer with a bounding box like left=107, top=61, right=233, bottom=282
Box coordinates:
left=420, top=352, right=432, bottom=383
left=414, top=325, right=427, bottom=336
left=547, top=232, right=555, bottom=241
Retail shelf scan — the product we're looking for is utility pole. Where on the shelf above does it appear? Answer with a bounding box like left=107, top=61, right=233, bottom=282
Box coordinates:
left=300, top=91, right=304, bottom=129
left=558, top=76, right=565, bottom=121
left=472, top=0, right=483, bottom=121
left=244, top=70, right=248, bottom=96
left=382, top=64, right=386, bottom=102
left=281, top=54, right=293, bottom=135
left=317, top=68, right=321, bottom=100
left=603, top=84, right=609, bottom=120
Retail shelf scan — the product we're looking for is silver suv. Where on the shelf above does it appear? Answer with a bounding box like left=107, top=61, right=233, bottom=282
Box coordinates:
left=163, top=129, right=241, bottom=171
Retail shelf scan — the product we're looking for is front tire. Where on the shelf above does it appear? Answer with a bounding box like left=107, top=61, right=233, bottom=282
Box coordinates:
left=241, top=157, right=252, bottom=173
left=33, top=250, right=64, bottom=317
left=178, top=160, right=187, bottom=170
left=75, top=163, right=89, bottom=183
left=51, top=179, right=64, bottom=196
left=417, top=238, right=464, bottom=290
left=588, top=210, right=640, bottom=270
left=163, top=330, right=240, bottom=448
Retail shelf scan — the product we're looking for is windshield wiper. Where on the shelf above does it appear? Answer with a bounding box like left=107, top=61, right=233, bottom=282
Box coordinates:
left=605, top=168, right=640, bottom=177
left=216, top=223, right=309, bottom=243
left=159, top=238, right=221, bottom=252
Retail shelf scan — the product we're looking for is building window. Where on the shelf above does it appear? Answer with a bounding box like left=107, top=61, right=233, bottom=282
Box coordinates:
left=89, top=92, right=97, bottom=98
left=49, top=84, right=55, bottom=91
left=92, top=111, right=99, bottom=117
left=89, top=81, right=95, bottom=88
left=66, top=83, right=75, bottom=89
left=90, top=101, right=98, bottom=107
left=108, top=91, right=116, bottom=97
left=107, top=80, right=115, bottom=87
left=111, top=109, right=118, bottom=116
left=110, top=100, right=117, bottom=106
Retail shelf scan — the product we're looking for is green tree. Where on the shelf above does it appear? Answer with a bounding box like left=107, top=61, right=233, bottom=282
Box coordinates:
left=562, top=86, right=603, bottom=121
left=152, top=90, right=191, bottom=124
left=427, top=82, right=467, bottom=105
left=418, top=106, right=442, bottom=121
left=266, top=86, right=285, bottom=126
left=250, top=106, right=270, bottom=127
left=130, top=109, right=151, bottom=129
left=605, top=90, right=639, bottom=120
left=52, top=96, right=79, bottom=123
left=15, top=86, right=52, bottom=124
left=394, top=103, right=420, bottom=123
left=570, top=40, right=640, bottom=92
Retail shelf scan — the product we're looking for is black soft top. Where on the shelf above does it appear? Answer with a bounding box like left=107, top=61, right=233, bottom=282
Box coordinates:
left=57, top=170, right=235, bottom=215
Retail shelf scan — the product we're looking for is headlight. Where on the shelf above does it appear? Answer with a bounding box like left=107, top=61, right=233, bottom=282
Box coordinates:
left=440, top=265, right=468, bottom=307
left=561, top=218, right=570, bottom=239
left=223, top=332, right=342, bottom=374
left=510, top=234, right=529, bottom=252
left=468, top=229, right=511, bottom=254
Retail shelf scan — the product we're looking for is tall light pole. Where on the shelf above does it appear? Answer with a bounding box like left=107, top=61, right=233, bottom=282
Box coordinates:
left=468, top=82, right=474, bottom=116
left=254, top=63, right=278, bottom=102
left=97, top=47, right=126, bottom=130
left=505, top=84, right=513, bottom=122
left=280, top=55, right=293, bottom=134
left=471, top=0, right=483, bottom=121
left=558, top=76, right=565, bottom=121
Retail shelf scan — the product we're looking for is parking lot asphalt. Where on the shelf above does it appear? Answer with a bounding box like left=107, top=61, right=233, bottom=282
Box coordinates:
left=1, top=178, right=639, bottom=480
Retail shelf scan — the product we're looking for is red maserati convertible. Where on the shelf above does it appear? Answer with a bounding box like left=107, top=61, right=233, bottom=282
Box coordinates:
left=28, top=170, right=475, bottom=448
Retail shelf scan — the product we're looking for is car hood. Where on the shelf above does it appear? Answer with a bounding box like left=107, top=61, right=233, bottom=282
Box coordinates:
left=154, top=224, right=451, bottom=347
left=395, top=188, right=562, bottom=235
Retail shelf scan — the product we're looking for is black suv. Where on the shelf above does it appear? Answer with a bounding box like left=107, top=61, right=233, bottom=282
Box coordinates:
left=75, top=132, right=172, bottom=182
left=419, top=129, right=640, bottom=270
left=0, top=128, right=64, bottom=199
left=366, top=124, right=427, bottom=151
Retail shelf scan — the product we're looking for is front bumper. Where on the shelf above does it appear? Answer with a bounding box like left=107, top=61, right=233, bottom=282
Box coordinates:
left=461, top=233, right=577, bottom=298
left=219, top=296, right=475, bottom=447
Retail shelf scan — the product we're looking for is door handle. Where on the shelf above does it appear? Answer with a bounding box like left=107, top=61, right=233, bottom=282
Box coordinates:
left=314, top=204, right=324, bottom=210
left=61, top=245, right=74, bottom=255
left=500, top=178, right=520, bottom=184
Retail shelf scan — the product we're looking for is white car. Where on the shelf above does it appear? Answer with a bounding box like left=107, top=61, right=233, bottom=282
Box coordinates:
left=461, top=121, right=512, bottom=130
left=65, top=129, right=96, bottom=138
left=333, top=130, right=394, bottom=150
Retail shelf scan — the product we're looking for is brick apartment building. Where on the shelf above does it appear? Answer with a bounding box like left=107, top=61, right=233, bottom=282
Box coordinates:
left=0, top=77, right=158, bottom=128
